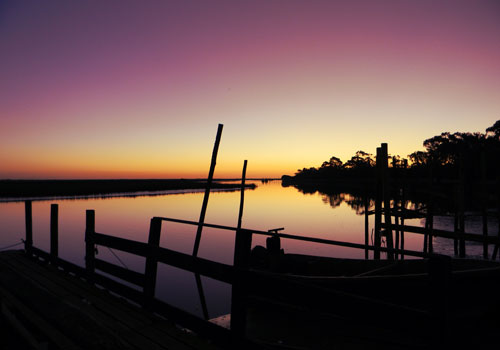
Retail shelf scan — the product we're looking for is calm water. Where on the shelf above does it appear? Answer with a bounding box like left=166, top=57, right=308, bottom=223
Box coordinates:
left=0, top=180, right=496, bottom=319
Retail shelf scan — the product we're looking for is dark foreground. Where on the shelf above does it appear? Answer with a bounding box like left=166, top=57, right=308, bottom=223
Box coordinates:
left=0, top=250, right=220, bottom=350
left=0, top=179, right=255, bottom=198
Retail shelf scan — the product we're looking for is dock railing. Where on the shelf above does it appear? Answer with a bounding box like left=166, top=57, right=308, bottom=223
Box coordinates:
left=22, top=202, right=455, bottom=348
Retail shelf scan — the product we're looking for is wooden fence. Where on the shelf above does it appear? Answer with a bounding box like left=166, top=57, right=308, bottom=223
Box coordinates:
left=21, top=201, right=452, bottom=348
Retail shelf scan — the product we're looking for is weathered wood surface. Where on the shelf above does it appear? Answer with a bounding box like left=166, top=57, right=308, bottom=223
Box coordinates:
left=0, top=250, right=221, bottom=350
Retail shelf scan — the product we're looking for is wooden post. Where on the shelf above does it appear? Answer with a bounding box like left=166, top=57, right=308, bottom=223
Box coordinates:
left=493, top=178, right=500, bottom=260
left=453, top=209, right=459, bottom=256
left=481, top=150, right=488, bottom=259
left=394, top=195, right=400, bottom=260
left=381, top=143, right=394, bottom=260
left=424, top=200, right=434, bottom=254
left=144, top=217, right=162, bottom=307
left=50, top=204, right=58, bottom=260
left=374, top=147, right=382, bottom=260
left=423, top=220, right=428, bottom=254
left=458, top=154, right=466, bottom=258
left=364, top=195, right=369, bottom=259
left=237, top=160, right=248, bottom=230
left=429, top=255, right=451, bottom=345
left=193, top=124, right=223, bottom=257
left=85, top=210, right=96, bottom=280
left=401, top=187, right=405, bottom=260
left=428, top=200, right=434, bottom=253
left=24, top=201, right=33, bottom=254
left=230, top=229, right=253, bottom=339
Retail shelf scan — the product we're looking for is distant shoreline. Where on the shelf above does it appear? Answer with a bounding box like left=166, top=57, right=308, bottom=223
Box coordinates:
left=0, top=179, right=257, bottom=199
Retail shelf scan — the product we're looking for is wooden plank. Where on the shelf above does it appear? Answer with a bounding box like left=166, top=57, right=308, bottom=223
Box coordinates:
left=0, top=261, right=133, bottom=349
left=150, top=299, right=232, bottom=347
left=155, top=246, right=234, bottom=283
left=0, top=252, right=214, bottom=350
left=0, top=255, right=149, bottom=349
left=95, top=258, right=145, bottom=287
left=93, top=232, right=150, bottom=257
left=1, top=299, right=49, bottom=349
left=31, top=246, right=87, bottom=277
left=1, top=251, right=153, bottom=328
left=380, top=223, right=500, bottom=245
left=0, top=284, right=82, bottom=350
left=92, top=271, right=145, bottom=306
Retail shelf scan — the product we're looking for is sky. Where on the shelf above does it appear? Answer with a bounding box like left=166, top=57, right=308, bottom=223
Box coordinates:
left=1, top=0, right=500, bottom=179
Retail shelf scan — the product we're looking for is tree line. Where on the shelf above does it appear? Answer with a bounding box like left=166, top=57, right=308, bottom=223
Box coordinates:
left=292, top=120, right=500, bottom=183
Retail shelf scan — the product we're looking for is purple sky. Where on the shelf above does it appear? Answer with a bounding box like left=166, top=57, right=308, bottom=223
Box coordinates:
left=1, top=0, right=500, bottom=178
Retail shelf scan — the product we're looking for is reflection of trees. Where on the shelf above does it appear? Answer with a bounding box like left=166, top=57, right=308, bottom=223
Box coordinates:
left=320, top=192, right=375, bottom=214
left=321, top=193, right=344, bottom=208
left=292, top=120, right=500, bottom=185
left=318, top=191, right=427, bottom=215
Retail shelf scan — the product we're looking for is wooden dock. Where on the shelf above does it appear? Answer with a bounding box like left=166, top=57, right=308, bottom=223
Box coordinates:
left=0, top=250, right=220, bottom=350
left=4, top=193, right=500, bottom=349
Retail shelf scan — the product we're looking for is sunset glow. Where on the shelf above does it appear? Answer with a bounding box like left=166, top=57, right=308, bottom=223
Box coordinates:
left=1, top=0, right=500, bottom=178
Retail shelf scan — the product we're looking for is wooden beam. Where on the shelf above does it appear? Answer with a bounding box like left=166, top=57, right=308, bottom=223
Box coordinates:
left=381, top=223, right=500, bottom=245
left=94, top=258, right=145, bottom=287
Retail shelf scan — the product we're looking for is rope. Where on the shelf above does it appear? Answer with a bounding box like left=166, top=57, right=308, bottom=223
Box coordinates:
left=0, top=240, right=24, bottom=251
left=106, top=246, right=129, bottom=270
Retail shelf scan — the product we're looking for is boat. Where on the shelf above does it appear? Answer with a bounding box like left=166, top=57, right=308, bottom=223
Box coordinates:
left=241, top=243, right=500, bottom=348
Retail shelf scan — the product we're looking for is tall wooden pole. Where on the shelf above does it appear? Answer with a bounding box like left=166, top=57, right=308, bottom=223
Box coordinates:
left=193, top=124, right=223, bottom=257
left=481, top=150, right=488, bottom=259
left=50, top=204, right=59, bottom=259
left=24, top=200, right=33, bottom=254
left=364, top=195, right=369, bottom=259
left=374, top=147, right=382, bottom=260
left=237, top=160, right=248, bottom=230
left=381, top=143, right=394, bottom=260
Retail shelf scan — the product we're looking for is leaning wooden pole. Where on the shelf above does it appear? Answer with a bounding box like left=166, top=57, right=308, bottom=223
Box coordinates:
left=237, top=160, right=248, bottom=230
left=193, top=124, right=223, bottom=257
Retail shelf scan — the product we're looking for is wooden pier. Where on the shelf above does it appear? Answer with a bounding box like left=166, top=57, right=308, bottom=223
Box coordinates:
left=5, top=197, right=497, bottom=350
left=0, top=249, right=221, bottom=350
